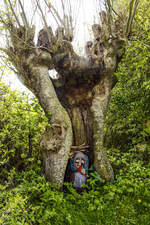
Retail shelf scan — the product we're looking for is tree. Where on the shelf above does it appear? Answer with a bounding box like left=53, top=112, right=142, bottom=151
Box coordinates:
left=105, top=0, right=150, bottom=153
left=0, top=0, right=140, bottom=186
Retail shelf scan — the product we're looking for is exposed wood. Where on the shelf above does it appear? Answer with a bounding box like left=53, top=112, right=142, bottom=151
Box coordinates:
left=71, top=145, right=89, bottom=150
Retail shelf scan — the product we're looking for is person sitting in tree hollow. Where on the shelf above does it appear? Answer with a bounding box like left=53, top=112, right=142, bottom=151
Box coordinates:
left=70, top=152, right=89, bottom=189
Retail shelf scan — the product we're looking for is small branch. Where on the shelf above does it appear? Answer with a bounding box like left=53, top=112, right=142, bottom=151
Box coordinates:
left=18, top=0, right=29, bottom=28
left=35, top=0, right=52, bottom=42
left=35, top=0, right=48, bottom=27
left=127, top=0, right=140, bottom=35
left=105, top=0, right=113, bottom=34
left=3, top=0, right=12, bottom=24
left=60, top=0, right=65, bottom=22
left=46, top=1, right=65, bottom=27
left=105, top=0, right=123, bottom=22
left=30, top=2, right=38, bottom=26
left=7, top=0, right=21, bottom=27
left=6, top=65, right=18, bottom=74
left=126, top=0, right=135, bottom=36
left=0, top=55, right=18, bottom=74
left=0, top=47, right=9, bottom=53
left=0, top=14, right=11, bottom=31
left=43, top=0, right=59, bottom=26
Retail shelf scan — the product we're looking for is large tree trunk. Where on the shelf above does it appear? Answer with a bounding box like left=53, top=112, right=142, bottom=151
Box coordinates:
left=21, top=61, right=73, bottom=187
left=55, top=73, right=114, bottom=182
left=2, top=9, right=127, bottom=186
left=90, top=76, right=114, bottom=180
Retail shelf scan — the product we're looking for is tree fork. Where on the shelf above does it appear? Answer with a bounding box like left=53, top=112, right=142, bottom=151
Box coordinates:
left=0, top=0, right=139, bottom=186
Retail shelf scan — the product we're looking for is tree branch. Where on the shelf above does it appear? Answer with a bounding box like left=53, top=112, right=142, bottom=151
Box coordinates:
left=51, top=51, right=105, bottom=89
left=18, top=0, right=29, bottom=28
left=43, top=0, right=59, bottom=26
left=35, top=0, right=52, bottom=43
left=0, top=47, right=9, bottom=53
left=126, top=0, right=139, bottom=36
left=7, top=0, right=21, bottom=27
left=128, top=0, right=140, bottom=35
left=47, top=2, right=65, bottom=27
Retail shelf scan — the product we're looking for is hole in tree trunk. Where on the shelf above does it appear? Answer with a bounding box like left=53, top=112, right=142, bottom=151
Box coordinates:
left=64, top=144, right=94, bottom=186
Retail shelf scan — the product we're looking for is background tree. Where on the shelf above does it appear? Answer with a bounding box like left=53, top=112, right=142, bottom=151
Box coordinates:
left=105, top=0, right=150, bottom=166
left=0, top=0, right=140, bottom=186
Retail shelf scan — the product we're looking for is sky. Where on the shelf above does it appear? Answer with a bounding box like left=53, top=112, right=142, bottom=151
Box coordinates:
left=1, top=0, right=104, bottom=94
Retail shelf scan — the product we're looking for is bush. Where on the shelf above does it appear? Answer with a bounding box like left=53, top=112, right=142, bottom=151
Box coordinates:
left=0, top=81, right=48, bottom=183
left=0, top=157, right=150, bottom=225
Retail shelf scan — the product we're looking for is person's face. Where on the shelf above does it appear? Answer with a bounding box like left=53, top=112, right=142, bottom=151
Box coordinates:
left=75, top=157, right=85, bottom=168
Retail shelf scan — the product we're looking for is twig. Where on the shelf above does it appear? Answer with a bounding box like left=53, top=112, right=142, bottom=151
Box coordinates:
left=127, top=0, right=140, bottom=35
left=35, top=0, right=52, bottom=42
left=126, top=0, right=135, bottom=36
left=0, top=47, right=9, bottom=53
left=43, top=0, right=59, bottom=26
left=46, top=1, right=65, bottom=27
left=7, top=0, right=21, bottom=27
left=18, top=0, right=29, bottom=28
left=30, top=1, right=38, bottom=26
left=0, top=14, right=11, bottom=31
left=3, top=0, right=12, bottom=24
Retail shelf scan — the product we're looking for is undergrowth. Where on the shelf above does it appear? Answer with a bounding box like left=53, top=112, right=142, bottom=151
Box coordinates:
left=0, top=157, right=150, bottom=225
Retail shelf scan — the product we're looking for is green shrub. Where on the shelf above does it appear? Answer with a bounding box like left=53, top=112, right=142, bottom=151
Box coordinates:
left=0, top=81, right=48, bottom=183
left=0, top=159, right=150, bottom=225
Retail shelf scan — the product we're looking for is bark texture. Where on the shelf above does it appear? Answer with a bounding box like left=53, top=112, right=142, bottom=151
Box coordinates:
left=3, top=10, right=127, bottom=185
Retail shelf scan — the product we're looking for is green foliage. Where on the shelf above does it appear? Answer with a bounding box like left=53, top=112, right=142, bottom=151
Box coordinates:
left=1, top=1, right=150, bottom=224
left=105, top=5, right=150, bottom=151
left=0, top=161, right=150, bottom=225
left=0, top=81, right=48, bottom=183
left=1, top=79, right=150, bottom=225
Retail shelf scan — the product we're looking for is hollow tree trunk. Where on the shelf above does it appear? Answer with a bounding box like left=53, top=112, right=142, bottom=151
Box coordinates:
left=4, top=9, right=126, bottom=186
left=56, top=73, right=114, bottom=182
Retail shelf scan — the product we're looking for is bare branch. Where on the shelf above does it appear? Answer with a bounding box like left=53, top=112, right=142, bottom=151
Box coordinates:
left=7, top=0, right=21, bottom=27
left=18, top=0, right=29, bottom=28
left=35, top=0, right=52, bottom=42
left=47, top=2, right=65, bottom=27
left=105, top=0, right=113, bottom=34
left=0, top=14, right=11, bottom=31
left=43, top=0, right=74, bottom=40
left=126, top=1, right=133, bottom=35
left=128, top=0, right=140, bottom=35
left=43, top=0, right=60, bottom=26
left=0, top=53, right=18, bottom=74
left=104, top=0, right=123, bottom=21
left=60, top=0, right=65, bottom=22
left=3, top=0, right=12, bottom=24
left=126, top=0, right=139, bottom=36
left=30, top=2, right=38, bottom=26
left=5, top=64, right=18, bottom=74
left=0, top=47, right=9, bottom=53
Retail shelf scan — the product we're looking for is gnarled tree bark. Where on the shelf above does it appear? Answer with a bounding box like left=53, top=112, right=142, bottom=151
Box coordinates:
left=1, top=0, right=138, bottom=186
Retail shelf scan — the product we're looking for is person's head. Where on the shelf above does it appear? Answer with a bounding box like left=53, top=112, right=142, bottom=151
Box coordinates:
left=74, top=152, right=86, bottom=168
left=75, top=157, right=85, bottom=168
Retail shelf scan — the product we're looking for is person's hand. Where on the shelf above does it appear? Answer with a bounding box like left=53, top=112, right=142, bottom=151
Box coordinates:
left=81, top=159, right=85, bottom=165
left=81, top=168, right=85, bottom=175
